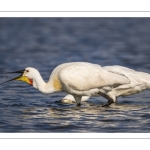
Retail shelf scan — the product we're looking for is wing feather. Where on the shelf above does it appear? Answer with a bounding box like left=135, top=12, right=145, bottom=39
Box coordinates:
left=104, top=65, right=150, bottom=86
left=58, top=63, right=130, bottom=91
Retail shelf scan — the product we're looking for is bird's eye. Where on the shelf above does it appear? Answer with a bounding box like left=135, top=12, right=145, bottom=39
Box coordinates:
left=26, top=70, right=29, bottom=72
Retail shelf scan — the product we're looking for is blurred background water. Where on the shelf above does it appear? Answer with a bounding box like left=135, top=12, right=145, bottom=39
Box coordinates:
left=0, top=18, right=150, bottom=132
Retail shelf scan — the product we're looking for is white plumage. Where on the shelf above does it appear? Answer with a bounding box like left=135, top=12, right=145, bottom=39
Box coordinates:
left=61, top=94, right=90, bottom=103
left=1, top=62, right=150, bottom=106
left=62, top=65, right=150, bottom=105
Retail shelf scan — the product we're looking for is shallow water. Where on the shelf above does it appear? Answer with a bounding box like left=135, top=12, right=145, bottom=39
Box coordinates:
left=0, top=18, right=150, bottom=132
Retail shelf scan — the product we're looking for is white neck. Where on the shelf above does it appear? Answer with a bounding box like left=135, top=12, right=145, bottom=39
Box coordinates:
left=32, top=74, right=57, bottom=94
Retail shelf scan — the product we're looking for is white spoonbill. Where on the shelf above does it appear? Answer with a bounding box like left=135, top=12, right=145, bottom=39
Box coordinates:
left=62, top=65, right=150, bottom=104
left=0, top=62, right=150, bottom=106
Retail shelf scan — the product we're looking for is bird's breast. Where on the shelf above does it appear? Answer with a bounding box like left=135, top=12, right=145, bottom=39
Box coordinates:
left=53, top=77, right=62, bottom=91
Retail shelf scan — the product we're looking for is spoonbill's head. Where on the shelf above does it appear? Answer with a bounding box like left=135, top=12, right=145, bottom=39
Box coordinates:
left=0, top=67, right=40, bottom=86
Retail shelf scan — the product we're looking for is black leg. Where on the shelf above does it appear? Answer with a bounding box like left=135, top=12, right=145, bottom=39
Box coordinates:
left=73, top=95, right=82, bottom=107
left=77, top=103, right=81, bottom=107
left=101, top=99, right=113, bottom=107
left=98, top=91, right=113, bottom=107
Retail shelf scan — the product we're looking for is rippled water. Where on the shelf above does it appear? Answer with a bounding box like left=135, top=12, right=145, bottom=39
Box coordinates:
left=0, top=18, right=150, bottom=132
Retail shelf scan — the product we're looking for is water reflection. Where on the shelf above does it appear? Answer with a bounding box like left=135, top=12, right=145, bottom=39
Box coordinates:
left=17, top=100, right=150, bottom=132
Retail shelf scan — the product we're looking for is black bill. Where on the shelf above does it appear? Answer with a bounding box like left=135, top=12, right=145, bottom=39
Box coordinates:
left=0, top=69, right=25, bottom=85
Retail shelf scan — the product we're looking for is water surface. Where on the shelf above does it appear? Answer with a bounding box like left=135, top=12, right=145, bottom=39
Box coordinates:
left=0, top=18, right=150, bottom=132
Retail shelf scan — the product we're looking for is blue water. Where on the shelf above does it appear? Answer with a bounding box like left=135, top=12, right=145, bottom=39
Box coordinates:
left=0, top=18, right=150, bottom=132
